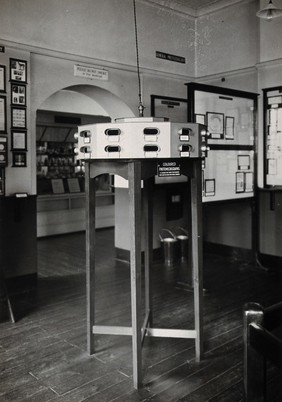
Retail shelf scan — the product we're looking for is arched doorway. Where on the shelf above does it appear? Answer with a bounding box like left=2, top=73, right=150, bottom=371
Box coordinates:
left=36, top=84, right=134, bottom=238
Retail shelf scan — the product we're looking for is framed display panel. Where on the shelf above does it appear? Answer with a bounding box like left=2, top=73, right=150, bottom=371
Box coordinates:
left=150, top=95, right=189, bottom=185
left=202, top=150, right=254, bottom=202
left=195, top=113, right=206, bottom=125
left=12, top=151, right=27, bottom=167
left=10, top=58, right=27, bottom=83
left=11, top=107, right=26, bottom=129
left=0, top=136, right=8, bottom=166
left=186, top=82, right=257, bottom=202
left=0, top=65, right=6, bottom=93
left=51, top=178, right=65, bottom=194
left=0, top=96, right=7, bottom=133
left=11, top=130, right=27, bottom=151
left=187, top=82, right=256, bottom=146
left=263, top=86, right=282, bottom=188
left=11, top=84, right=26, bottom=106
left=206, top=112, right=224, bottom=139
left=151, top=95, right=187, bottom=122
left=67, top=178, right=80, bottom=193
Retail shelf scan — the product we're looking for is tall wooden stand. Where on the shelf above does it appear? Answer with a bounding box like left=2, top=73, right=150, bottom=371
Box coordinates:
left=85, top=158, right=203, bottom=389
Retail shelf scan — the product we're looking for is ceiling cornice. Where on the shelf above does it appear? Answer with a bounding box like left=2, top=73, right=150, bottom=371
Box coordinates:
left=196, top=0, right=253, bottom=17
left=139, top=0, right=253, bottom=18
left=138, top=0, right=197, bottom=17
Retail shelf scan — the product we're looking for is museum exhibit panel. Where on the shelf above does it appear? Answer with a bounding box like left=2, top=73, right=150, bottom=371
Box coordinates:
left=185, top=82, right=259, bottom=262
left=262, top=86, right=282, bottom=188
left=259, top=85, right=282, bottom=267
left=186, top=82, right=257, bottom=202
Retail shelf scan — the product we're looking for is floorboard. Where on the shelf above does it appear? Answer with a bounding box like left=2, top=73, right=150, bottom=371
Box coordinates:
left=0, top=228, right=281, bottom=401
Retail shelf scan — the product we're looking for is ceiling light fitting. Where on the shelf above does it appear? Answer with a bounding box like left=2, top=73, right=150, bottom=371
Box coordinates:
left=256, top=0, right=282, bottom=21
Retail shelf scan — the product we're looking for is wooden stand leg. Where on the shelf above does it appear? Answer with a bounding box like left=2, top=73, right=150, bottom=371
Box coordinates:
left=143, top=177, right=154, bottom=332
left=128, top=161, right=142, bottom=389
left=191, top=159, right=203, bottom=361
left=85, top=164, right=96, bottom=355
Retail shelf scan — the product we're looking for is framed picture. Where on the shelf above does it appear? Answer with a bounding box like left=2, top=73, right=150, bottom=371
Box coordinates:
left=245, top=172, right=253, bottom=193
left=12, top=151, right=27, bottom=167
left=0, top=96, right=7, bottom=133
left=225, top=116, right=235, bottom=140
left=236, top=172, right=245, bottom=193
left=204, top=178, right=216, bottom=197
left=268, top=159, right=277, bottom=175
left=11, top=107, right=26, bottom=129
left=0, top=65, right=6, bottom=92
left=10, top=58, right=27, bottom=83
left=238, top=154, right=250, bottom=171
left=11, top=130, right=27, bottom=151
left=51, top=178, right=65, bottom=194
left=67, top=178, right=80, bottom=193
left=195, top=113, right=206, bottom=125
left=0, top=136, right=8, bottom=166
left=151, top=95, right=187, bottom=122
left=206, top=112, right=224, bottom=139
left=11, top=84, right=26, bottom=106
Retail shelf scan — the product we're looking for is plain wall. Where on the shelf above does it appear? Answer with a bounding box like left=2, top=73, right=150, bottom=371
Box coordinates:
left=196, top=0, right=259, bottom=77
left=0, top=0, right=195, bottom=76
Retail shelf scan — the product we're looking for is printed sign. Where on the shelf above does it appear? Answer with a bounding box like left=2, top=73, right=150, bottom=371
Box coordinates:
left=74, top=65, right=108, bottom=80
left=156, top=51, right=185, bottom=64
left=158, top=161, right=181, bottom=177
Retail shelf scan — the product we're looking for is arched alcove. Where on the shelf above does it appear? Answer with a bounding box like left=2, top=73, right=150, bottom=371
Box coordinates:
left=37, top=84, right=135, bottom=120
left=36, top=84, right=134, bottom=237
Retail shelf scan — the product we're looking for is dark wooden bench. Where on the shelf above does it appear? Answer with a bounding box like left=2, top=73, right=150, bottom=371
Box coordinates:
left=243, top=301, right=282, bottom=401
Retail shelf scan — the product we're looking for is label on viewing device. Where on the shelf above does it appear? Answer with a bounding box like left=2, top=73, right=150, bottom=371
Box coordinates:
left=158, top=161, right=181, bottom=177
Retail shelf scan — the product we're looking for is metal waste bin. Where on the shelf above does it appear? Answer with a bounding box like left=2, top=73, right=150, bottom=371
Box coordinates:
left=159, top=229, right=178, bottom=265
left=174, top=227, right=189, bottom=262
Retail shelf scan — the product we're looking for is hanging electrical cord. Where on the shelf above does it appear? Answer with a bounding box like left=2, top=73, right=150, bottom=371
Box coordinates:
left=133, top=0, right=145, bottom=117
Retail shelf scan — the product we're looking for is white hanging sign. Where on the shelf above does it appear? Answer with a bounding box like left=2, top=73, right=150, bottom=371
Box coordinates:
left=74, top=64, right=108, bottom=81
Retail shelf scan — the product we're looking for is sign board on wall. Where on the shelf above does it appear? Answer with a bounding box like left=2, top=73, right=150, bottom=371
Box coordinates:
left=74, top=65, right=108, bottom=81
left=156, top=51, right=185, bottom=64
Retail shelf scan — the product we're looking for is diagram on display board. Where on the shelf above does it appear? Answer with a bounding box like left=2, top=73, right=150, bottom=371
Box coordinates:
left=202, top=150, right=254, bottom=202
left=264, top=87, right=282, bottom=188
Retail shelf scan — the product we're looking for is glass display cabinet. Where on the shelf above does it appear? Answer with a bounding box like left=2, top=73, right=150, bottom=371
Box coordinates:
left=262, top=86, right=282, bottom=189
left=186, top=82, right=258, bottom=203
left=36, top=111, right=114, bottom=236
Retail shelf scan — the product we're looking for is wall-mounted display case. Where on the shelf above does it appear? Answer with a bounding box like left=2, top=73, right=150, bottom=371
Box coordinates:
left=262, top=86, right=282, bottom=189
left=36, top=139, right=84, bottom=195
left=151, top=95, right=188, bottom=122
left=186, top=82, right=258, bottom=203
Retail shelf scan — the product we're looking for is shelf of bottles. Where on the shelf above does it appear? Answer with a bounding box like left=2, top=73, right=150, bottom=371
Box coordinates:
left=36, top=141, right=85, bottom=194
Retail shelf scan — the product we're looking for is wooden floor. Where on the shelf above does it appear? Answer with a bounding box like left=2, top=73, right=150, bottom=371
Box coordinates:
left=0, top=228, right=281, bottom=402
